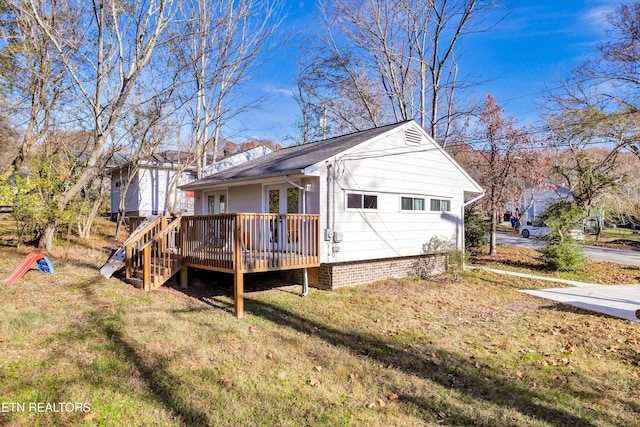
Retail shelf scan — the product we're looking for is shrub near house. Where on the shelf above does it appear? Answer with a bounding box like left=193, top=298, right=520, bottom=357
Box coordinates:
left=534, top=202, right=586, bottom=272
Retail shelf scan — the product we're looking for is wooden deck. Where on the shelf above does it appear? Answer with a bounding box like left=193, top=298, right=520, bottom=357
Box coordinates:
left=125, top=213, right=320, bottom=318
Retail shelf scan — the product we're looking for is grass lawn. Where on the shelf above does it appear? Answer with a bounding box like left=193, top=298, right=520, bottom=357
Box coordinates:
left=599, top=227, right=640, bottom=244
left=472, top=238, right=640, bottom=285
left=1, top=220, right=639, bottom=426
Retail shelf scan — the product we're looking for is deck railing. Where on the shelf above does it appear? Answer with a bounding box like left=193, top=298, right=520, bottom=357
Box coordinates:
left=181, top=213, right=320, bottom=273
left=181, top=214, right=236, bottom=272
left=120, top=213, right=319, bottom=318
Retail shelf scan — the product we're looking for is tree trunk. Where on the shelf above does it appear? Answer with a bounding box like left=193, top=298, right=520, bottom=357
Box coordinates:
left=38, top=222, right=56, bottom=252
left=115, top=168, right=136, bottom=239
left=80, top=176, right=108, bottom=239
left=115, top=211, right=126, bottom=240
left=489, top=209, right=498, bottom=256
left=79, top=190, right=104, bottom=239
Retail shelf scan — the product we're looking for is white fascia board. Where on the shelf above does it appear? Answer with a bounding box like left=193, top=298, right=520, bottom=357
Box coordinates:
left=141, top=163, right=196, bottom=172
left=300, top=166, right=323, bottom=176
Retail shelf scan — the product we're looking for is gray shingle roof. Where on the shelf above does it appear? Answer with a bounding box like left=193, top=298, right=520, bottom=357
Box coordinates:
left=183, top=121, right=409, bottom=189
left=107, top=150, right=205, bottom=168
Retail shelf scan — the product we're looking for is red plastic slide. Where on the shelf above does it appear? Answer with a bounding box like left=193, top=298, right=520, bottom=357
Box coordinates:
left=1, top=253, right=46, bottom=284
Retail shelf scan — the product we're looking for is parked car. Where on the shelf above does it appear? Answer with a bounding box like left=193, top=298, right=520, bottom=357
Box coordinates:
left=519, top=225, right=549, bottom=239
left=519, top=225, right=584, bottom=241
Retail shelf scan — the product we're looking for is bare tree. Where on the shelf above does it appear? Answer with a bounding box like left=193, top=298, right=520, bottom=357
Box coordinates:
left=291, top=75, right=329, bottom=144
left=544, top=103, right=638, bottom=238
left=0, top=0, right=68, bottom=176
left=75, top=172, right=109, bottom=240
left=598, top=151, right=640, bottom=227
left=296, top=0, right=494, bottom=145
left=110, top=96, right=174, bottom=238
left=541, top=2, right=640, bottom=236
left=0, top=114, right=18, bottom=173
left=16, top=0, right=175, bottom=250
left=171, top=0, right=283, bottom=178
left=561, top=2, right=640, bottom=158
left=458, top=94, right=540, bottom=255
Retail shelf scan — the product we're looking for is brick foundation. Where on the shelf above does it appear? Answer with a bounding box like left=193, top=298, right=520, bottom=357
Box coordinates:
left=284, top=254, right=446, bottom=290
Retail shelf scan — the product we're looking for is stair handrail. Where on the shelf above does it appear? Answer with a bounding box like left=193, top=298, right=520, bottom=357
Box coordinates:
left=124, top=216, right=166, bottom=281
left=139, top=216, right=182, bottom=290
left=139, top=216, right=181, bottom=251
left=124, top=216, right=164, bottom=247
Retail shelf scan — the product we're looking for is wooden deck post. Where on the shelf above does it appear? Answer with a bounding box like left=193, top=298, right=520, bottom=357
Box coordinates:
left=234, top=272, right=244, bottom=318
left=233, top=214, right=244, bottom=318
left=173, top=213, right=320, bottom=316
left=180, top=266, right=188, bottom=289
left=125, top=244, right=132, bottom=279
left=143, top=246, right=151, bottom=291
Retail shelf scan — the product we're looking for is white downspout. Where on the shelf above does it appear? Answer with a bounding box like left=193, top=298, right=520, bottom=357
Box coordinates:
left=284, top=175, right=308, bottom=296
left=461, top=191, right=486, bottom=271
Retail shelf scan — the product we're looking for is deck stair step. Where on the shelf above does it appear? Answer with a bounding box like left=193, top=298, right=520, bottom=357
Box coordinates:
left=124, top=216, right=183, bottom=292
left=134, top=261, right=179, bottom=279
left=126, top=277, right=144, bottom=289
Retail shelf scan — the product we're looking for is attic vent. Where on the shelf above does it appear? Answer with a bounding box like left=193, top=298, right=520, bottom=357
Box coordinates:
left=404, top=128, right=423, bottom=145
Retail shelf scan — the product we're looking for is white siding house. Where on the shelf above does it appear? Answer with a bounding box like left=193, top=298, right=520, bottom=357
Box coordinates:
left=109, top=147, right=272, bottom=218
left=181, top=121, right=484, bottom=289
left=109, top=152, right=197, bottom=217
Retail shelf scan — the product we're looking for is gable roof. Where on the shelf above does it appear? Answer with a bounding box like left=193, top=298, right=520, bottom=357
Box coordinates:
left=182, top=121, right=410, bottom=189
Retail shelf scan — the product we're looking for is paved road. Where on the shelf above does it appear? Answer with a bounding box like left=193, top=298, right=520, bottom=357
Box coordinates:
left=495, top=232, right=640, bottom=266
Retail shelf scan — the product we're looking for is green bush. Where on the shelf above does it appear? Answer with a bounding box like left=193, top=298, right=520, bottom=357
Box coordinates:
left=464, top=207, right=488, bottom=253
left=538, top=240, right=585, bottom=272
left=412, top=235, right=463, bottom=281
left=538, top=201, right=585, bottom=243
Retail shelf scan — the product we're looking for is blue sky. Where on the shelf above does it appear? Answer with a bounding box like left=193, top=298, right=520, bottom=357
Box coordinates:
left=227, top=0, right=622, bottom=144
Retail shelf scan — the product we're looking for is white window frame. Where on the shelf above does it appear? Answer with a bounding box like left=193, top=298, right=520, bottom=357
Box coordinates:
left=203, top=190, right=229, bottom=214
left=345, top=192, right=379, bottom=211
left=264, top=184, right=300, bottom=214
left=400, top=195, right=426, bottom=212
left=430, top=198, right=451, bottom=212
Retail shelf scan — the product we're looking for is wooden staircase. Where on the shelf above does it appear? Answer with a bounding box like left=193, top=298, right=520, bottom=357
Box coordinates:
left=124, top=216, right=182, bottom=291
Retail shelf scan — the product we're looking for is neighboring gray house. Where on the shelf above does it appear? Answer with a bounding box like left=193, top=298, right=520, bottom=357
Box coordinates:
left=205, top=146, right=271, bottom=176
left=109, top=150, right=197, bottom=217
left=519, top=186, right=573, bottom=225
left=109, top=147, right=271, bottom=218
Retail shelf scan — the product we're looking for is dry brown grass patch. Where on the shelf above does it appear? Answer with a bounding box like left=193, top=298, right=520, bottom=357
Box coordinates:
left=1, top=219, right=639, bottom=426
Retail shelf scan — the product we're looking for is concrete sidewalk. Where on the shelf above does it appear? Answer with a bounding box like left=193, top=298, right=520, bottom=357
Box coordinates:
left=476, top=267, right=640, bottom=322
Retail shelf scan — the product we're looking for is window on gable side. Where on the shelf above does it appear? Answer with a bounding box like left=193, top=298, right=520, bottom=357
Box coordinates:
left=347, top=193, right=378, bottom=209
left=430, top=199, right=451, bottom=212
left=401, top=197, right=425, bottom=211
